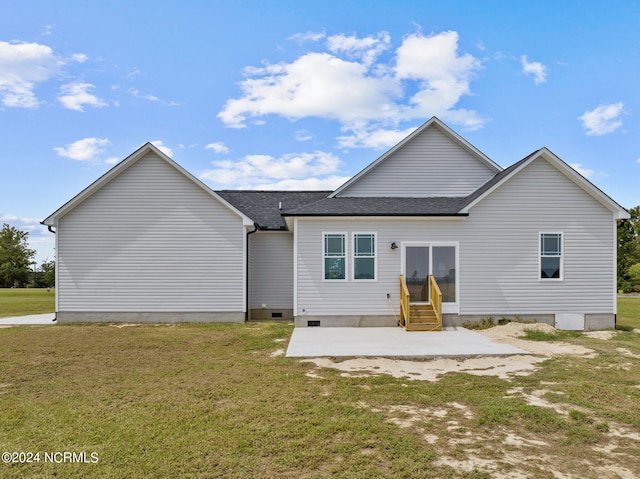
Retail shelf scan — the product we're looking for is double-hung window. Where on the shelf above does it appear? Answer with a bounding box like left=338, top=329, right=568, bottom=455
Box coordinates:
left=353, top=233, right=376, bottom=280
left=323, top=233, right=346, bottom=280
left=540, top=233, right=562, bottom=280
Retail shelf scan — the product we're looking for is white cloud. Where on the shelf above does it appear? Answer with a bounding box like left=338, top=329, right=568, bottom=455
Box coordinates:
left=569, top=163, right=594, bottom=178
left=105, top=157, right=120, bottom=165
left=129, top=88, right=159, bottom=101
left=327, top=31, right=390, bottom=67
left=72, top=53, right=88, bottom=63
left=54, top=137, right=110, bottom=161
left=218, top=51, right=400, bottom=128
left=205, top=142, right=230, bottom=154
left=337, top=125, right=417, bottom=149
left=218, top=30, right=486, bottom=144
left=521, top=55, right=547, bottom=84
left=151, top=140, right=173, bottom=157
left=288, top=30, right=326, bottom=43
left=0, top=41, right=63, bottom=108
left=295, top=130, right=313, bottom=142
left=637, top=158, right=640, bottom=165
left=199, top=150, right=342, bottom=189
left=578, top=102, right=624, bottom=136
left=58, top=82, right=107, bottom=111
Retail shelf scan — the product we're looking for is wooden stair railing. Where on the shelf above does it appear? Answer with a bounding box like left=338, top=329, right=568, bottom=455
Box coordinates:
left=399, top=274, right=410, bottom=327
left=399, top=274, right=442, bottom=331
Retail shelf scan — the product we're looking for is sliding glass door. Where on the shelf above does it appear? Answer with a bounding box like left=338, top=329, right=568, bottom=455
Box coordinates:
left=403, top=243, right=457, bottom=305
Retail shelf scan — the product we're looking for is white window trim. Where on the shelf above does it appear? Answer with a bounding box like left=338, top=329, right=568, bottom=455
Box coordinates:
left=539, top=232, right=564, bottom=281
left=322, top=232, right=348, bottom=282
left=352, top=232, right=377, bottom=282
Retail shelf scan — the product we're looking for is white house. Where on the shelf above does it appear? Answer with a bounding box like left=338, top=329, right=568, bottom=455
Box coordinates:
left=42, top=118, right=630, bottom=330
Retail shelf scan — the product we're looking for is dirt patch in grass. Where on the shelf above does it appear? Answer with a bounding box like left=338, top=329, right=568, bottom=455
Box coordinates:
left=304, top=323, right=596, bottom=383
left=302, top=323, right=640, bottom=477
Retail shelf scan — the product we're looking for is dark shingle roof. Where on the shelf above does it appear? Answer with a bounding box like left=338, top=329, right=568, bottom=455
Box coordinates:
left=282, top=196, right=470, bottom=217
left=216, top=190, right=331, bottom=229
left=217, top=151, right=544, bottom=227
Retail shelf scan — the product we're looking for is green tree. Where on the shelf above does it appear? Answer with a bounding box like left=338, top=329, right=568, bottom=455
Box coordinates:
left=0, top=223, right=36, bottom=288
left=39, top=260, right=55, bottom=288
left=628, top=263, right=640, bottom=288
left=618, top=206, right=640, bottom=292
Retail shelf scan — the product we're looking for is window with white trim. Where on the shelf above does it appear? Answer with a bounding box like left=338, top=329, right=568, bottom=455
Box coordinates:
left=353, top=233, right=376, bottom=280
left=540, top=233, right=562, bottom=279
left=323, top=233, right=346, bottom=280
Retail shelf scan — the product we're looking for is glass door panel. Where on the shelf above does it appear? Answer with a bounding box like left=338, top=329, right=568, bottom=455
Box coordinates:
left=433, top=246, right=456, bottom=303
left=405, top=246, right=429, bottom=303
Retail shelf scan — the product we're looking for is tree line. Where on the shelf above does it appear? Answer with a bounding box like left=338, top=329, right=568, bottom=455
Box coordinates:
left=618, top=206, right=640, bottom=292
left=1, top=207, right=640, bottom=291
left=0, top=223, right=54, bottom=288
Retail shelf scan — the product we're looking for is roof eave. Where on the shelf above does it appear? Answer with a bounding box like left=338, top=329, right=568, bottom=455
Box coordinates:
left=41, top=142, right=254, bottom=227
left=460, top=147, right=630, bottom=218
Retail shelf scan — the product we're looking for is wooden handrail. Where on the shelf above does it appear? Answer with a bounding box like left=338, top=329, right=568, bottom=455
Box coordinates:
left=429, top=274, right=442, bottom=326
left=399, top=275, right=410, bottom=327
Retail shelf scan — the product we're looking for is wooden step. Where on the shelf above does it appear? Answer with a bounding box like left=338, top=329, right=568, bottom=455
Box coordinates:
left=406, top=304, right=442, bottom=331
left=406, top=322, right=442, bottom=332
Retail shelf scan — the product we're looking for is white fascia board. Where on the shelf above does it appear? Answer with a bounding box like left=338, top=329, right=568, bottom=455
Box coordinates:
left=329, top=117, right=502, bottom=198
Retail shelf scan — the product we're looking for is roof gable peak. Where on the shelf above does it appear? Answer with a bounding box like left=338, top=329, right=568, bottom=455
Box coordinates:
left=42, top=142, right=253, bottom=226
left=330, top=117, right=502, bottom=198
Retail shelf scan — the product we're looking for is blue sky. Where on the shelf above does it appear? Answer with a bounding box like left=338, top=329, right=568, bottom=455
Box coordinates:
left=1, top=0, right=639, bottom=264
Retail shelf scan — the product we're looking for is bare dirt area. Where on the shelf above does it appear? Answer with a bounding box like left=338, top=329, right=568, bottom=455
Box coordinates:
left=304, top=323, right=596, bottom=382
left=303, top=323, right=640, bottom=478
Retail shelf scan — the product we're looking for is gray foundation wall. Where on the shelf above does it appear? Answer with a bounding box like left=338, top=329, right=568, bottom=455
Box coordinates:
left=250, top=308, right=293, bottom=321
left=585, top=314, right=615, bottom=331
left=294, top=315, right=397, bottom=327
left=56, top=311, right=245, bottom=324
left=293, top=313, right=616, bottom=331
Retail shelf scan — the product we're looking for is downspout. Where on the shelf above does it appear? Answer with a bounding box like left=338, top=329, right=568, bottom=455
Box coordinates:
left=245, top=222, right=259, bottom=322
left=42, top=223, right=57, bottom=322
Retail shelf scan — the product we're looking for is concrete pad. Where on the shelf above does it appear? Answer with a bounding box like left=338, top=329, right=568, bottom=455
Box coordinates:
left=0, top=313, right=57, bottom=326
left=286, top=326, right=530, bottom=358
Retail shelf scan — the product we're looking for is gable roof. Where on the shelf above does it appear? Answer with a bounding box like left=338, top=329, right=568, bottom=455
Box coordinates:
left=41, top=143, right=254, bottom=227
left=216, top=190, right=331, bottom=230
left=329, top=117, right=503, bottom=198
left=459, top=147, right=630, bottom=219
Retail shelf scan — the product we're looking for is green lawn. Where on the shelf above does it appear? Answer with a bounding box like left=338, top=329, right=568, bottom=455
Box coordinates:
left=0, top=288, right=55, bottom=318
left=1, top=322, right=639, bottom=478
left=617, top=296, right=640, bottom=329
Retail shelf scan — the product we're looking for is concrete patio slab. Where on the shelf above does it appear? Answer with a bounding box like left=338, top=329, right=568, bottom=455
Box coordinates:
left=0, top=313, right=57, bottom=326
left=286, top=326, right=531, bottom=358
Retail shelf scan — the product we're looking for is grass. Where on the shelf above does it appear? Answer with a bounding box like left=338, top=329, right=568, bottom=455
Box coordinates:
left=1, top=322, right=640, bottom=478
left=0, top=288, right=55, bottom=318
left=617, top=296, right=640, bottom=330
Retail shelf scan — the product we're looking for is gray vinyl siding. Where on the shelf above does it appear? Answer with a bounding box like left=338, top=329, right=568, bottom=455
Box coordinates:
left=249, top=231, right=294, bottom=309
left=337, top=125, right=496, bottom=197
left=295, top=157, right=615, bottom=317
left=459, top=157, right=615, bottom=315
left=57, top=153, right=245, bottom=312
